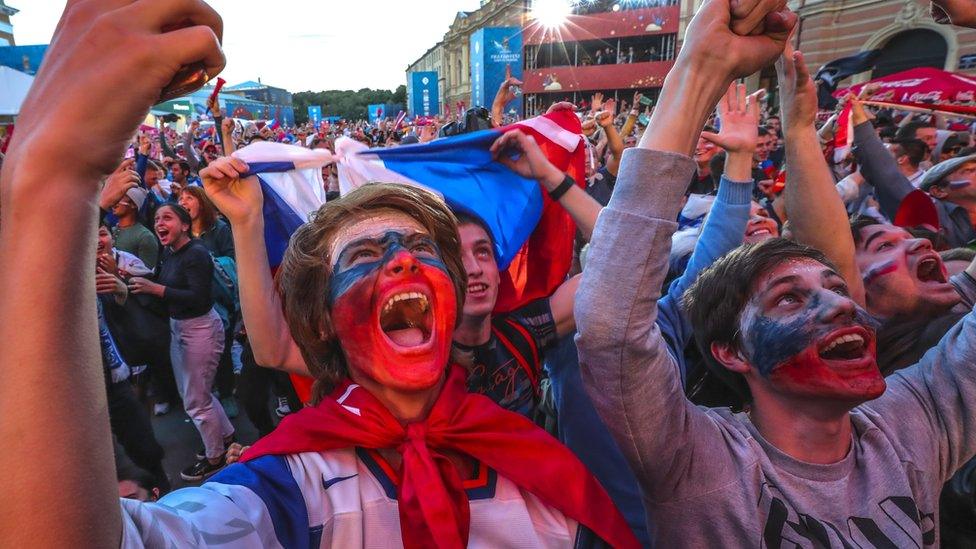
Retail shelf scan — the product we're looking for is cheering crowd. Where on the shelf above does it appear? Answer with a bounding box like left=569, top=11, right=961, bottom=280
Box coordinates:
left=4, top=0, right=976, bottom=547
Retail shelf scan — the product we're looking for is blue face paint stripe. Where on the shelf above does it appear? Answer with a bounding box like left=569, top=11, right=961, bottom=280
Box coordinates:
left=327, top=231, right=449, bottom=305
left=744, top=291, right=879, bottom=377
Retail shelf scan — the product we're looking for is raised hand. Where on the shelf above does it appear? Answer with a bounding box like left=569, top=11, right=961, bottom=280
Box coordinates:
left=701, top=83, right=763, bottom=155
left=494, top=64, right=524, bottom=106
left=930, top=0, right=976, bottom=27
left=681, top=0, right=796, bottom=83
left=200, top=155, right=261, bottom=226
left=639, top=0, right=796, bottom=155
left=591, top=92, right=604, bottom=113
left=774, top=37, right=817, bottom=131
left=5, top=0, right=225, bottom=183
left=138, top=134, right=152, bottom=156
left=490, top=130, right=564, bottom=190
left=98, top=158, right=140, bottom=211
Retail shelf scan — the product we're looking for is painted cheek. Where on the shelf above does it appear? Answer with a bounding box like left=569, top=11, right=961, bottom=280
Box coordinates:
left=424, top=264, right=458, bottom=336
left=330, top=270, right=381, bottom=362
left=746, top=314, right=819, bottom=377
left=328, top=261, right=382, bottom=305
left=862, top=260, right=899, bottom=287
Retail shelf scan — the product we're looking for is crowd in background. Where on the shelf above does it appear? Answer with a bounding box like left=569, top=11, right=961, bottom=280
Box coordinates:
left=8, top=0, right=976, bottom=546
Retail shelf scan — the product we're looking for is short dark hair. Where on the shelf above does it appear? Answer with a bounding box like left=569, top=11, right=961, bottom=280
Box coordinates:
left=156, top=203, right=192, bottom=226
left=849, top=214, right=882, bottom=246
left=683, top=238, right=836, bottom=403
left=709, top=151, right=727, bottom=180
left=890, top=138, right=927, bottom=168
left=454, top=210, right=496, bottom=257
left=895, top=121, right=933, bottom=141
left=176, top=160, right=191, bottom=174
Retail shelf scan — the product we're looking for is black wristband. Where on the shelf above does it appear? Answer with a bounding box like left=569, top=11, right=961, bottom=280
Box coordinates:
left=548, top=174, right=576, bottom=201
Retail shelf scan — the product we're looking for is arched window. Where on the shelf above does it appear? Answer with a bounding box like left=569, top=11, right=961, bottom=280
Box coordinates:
left=457, top=59, right=463, bottom=84
left=872, top=29, right=947, bottom=78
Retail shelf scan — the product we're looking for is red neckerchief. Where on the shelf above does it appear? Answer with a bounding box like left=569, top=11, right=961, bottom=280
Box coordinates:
left=242, top=364, right=639, bottom=549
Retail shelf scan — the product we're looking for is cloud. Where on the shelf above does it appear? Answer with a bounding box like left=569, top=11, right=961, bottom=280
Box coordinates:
left=9, top=0, right=482, bottom=92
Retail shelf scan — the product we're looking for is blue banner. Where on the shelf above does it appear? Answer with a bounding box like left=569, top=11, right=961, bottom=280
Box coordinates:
left=367, top=104, right=387, bottom=123
left=470, top=27, right=522, bottom=114
left=307, top=105, right=322, bottom=124
left=409, top=72, right=439, bottom=117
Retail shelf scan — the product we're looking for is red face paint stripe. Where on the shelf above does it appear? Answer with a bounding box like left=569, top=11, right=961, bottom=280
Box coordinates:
left=862, top=261, right=899, bottom=286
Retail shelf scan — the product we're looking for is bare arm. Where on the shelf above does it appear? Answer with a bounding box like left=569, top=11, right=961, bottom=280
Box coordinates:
left=491, top=129, right=603, bottom=241
left=549, top=274, right=580, bottom=338
left=778, top=43, right=867, bottom=307
left=599, top=111, right=625, bottom=176
left=201, top=158, right=310, bottom=376
left=0, top=1, right=224, bottom=546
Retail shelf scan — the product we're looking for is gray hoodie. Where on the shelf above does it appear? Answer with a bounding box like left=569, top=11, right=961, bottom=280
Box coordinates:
left=576, top=147, right=976, bottom=548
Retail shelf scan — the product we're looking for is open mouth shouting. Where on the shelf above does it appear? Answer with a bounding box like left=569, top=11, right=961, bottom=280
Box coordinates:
left=327, top=219, right=459, bottom=391
left=817, top=328, right=871, bottom=364
left=915, top=255, right=947, bottom=285
left=156, top=226, right=172, bottom=245
left=380, top=291, right=433, bottom=348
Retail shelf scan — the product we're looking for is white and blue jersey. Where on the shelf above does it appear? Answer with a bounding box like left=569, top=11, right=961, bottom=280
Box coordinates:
left=120, top=447, right=606, bottom=548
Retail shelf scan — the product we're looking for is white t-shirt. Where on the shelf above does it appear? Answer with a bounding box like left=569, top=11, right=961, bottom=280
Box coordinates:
left=120, top=447, right=591, bottom=548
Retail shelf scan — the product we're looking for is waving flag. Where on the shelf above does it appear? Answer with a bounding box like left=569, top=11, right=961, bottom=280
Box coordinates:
left=233, top=142, right=332, bottom=268
left=232, top=112, right=585, bottom=403
left=338, top=108, right=585, bottom=312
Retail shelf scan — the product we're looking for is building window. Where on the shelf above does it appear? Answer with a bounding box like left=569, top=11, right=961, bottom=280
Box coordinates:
left=872, top=29, right=947, bottom=78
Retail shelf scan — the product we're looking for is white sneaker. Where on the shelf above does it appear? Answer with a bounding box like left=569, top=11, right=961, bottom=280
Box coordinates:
left=275, top=397, right=292, bottom=418
left=153, top=401, right=171, bottom=416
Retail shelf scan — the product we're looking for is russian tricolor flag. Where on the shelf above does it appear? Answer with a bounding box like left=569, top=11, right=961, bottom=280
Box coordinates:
left=337, top=109, right=586, bottom=312
left=234, top=110, right=584, bottom=402
left=234, top=109, right=585, bottom=311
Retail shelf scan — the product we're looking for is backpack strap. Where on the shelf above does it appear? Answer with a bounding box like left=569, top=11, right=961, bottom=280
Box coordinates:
left=491, top=317, right=541, bottom=396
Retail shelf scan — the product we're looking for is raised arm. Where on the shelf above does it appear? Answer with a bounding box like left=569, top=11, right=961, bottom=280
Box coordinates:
left=0, top=2, right=224, bottom=546
left=201, top=157, right=310, bottom=376
left=184, top=121, right=203, bottom=171
left=577, top=0, right=795, bottom=497
left=598, top=109, right=625, bottom=176
left=491, top=64, right=523, bottom=128
left=778, top=43, right=867, bottom=307
left=850, top=98, right=914, bottom=219
left=657, top=83, right=760, bottom=384
left=490, top=128, right=603, bottom=241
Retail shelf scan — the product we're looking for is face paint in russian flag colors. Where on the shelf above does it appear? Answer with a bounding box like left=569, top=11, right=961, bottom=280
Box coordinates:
left=328, top=213, right=457, bottom=391
left=739, top=259, right=886, bottom=402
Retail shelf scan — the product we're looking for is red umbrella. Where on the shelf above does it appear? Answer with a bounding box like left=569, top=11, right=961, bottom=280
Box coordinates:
left=835, top=67, right=976, bottom=117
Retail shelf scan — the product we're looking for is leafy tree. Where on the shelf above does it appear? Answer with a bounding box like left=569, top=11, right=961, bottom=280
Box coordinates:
left=292, top=86, right=406, bottom=124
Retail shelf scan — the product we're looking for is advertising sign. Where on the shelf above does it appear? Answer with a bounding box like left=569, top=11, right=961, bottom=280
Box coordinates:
left=307, top=105, right=322, bottom=124
left=470, top=27, right=522, bottom=113
left=409, top=71, right=439, bottom=117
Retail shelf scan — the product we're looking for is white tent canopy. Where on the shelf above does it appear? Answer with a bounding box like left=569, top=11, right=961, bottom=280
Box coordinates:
left=0, top=66, right=35, bottom=117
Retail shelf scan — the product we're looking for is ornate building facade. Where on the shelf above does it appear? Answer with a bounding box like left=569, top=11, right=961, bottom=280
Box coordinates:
left=792, top=0, right=976, bottom=80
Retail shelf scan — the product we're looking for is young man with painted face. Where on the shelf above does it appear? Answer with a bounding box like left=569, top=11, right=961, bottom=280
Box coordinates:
left=222, top=113, right=602, bottom=421
left=852, top=97, right=976, bottom=248
left=577, top=4, right=976, bottom=547
left=0, top=3, right=638, bottom=546
left=452, top=127, right=602, bottom=419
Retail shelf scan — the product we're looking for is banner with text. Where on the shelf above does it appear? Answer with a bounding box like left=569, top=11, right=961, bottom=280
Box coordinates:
left=470, top=27, right=523, bottom=115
